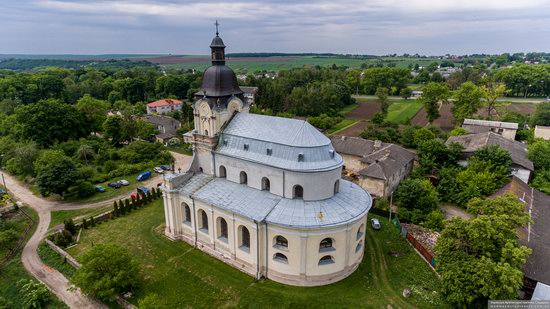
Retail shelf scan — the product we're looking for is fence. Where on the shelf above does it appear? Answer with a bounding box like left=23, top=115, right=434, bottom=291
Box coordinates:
left=0, top=208, right=35, bottom=268
left=406, top=232, right=436, bottom=268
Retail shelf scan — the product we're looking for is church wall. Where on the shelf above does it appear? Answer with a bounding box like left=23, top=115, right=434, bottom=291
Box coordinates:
left=284, top=168, right=341, bottom=201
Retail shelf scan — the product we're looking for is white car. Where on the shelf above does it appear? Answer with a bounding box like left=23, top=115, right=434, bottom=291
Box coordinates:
left=371, top=218, right=381, bottom=230
left=154, top=167, right=164, bottom=174
left=118, top=179, right=130, bottom=186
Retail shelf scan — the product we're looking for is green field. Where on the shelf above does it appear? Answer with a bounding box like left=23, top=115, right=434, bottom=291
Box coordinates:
left=327, top=119, right=359, bottom=134
left=65, top=200, right=447, bottom=308
left=0, top=207, right=67, bottom=308
left=386, top=100, right=423, bottom=124
left=49, top=204, right=114, bottom=229
left=164, top=56, right=444, bottom=73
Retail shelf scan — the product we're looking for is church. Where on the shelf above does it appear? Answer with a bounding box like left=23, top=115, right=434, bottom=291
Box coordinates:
left=161, top=28, right=373, bottom=286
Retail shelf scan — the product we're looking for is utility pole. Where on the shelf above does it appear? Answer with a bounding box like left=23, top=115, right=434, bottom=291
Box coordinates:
left=389, top=191, right=393, bottom=222
left=1, top=173, right=6, bottom=193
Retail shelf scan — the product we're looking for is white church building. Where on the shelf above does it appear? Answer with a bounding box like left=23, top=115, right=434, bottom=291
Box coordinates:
left=161, top=30, right=373, bottom=286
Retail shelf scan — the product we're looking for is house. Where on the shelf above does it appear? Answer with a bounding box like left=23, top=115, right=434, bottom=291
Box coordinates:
left=411, top=90, right=423, bottom=98
left=330, top=136, right=416, bottom=198
left=239, top=86, right=259, bottom=106
left=490, top=177, right=550, bottom=299
left=142, top=115, right=181, bottom=144
left=534, top=125, right=550, bottom=140
left=146, top=98, right=183, bottom=115
left=162, top=31, right=372, bottom=287
left=462, top=118, right=518, bottom=140
left=446, top=132, right=534, bottom=183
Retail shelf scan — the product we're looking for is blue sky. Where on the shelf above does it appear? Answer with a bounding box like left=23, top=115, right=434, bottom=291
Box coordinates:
left=1, top=0, right=550, bottom=55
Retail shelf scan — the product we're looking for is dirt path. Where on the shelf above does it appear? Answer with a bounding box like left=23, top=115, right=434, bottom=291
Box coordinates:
left=3, top=151, right=192, bottom=308
left=440, top=205, right=473, bottom=220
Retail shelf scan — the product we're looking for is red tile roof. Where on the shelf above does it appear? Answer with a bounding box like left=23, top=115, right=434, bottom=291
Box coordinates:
left=147, top=99, right=183, bottom=107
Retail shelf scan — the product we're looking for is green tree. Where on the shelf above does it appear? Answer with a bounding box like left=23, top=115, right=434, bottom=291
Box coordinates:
left=419, top=82, right=450, bottom=123
left=532, top=103, right=550, bottom=126
left=400, top=87, right=413, bottom=99
left=452, top=82, right=484, bottom=120
left=412, top=127, right=436, bottom=147
left=136, top=119, right=157, bottom=140
left=113, top=201, right=119, bottom=216
left=532, top=169, right=550, bottom=194
left=472, top=145, right=512, bottom=175
left=4, top=142, right=39, bottom=177
left=449, top=127, right=468, bottom=136
left=34, top=150, right=79, bottom=197
left=76, top=144, right=95, bottom=164
left=103, top=115, right=124, bottom=144
left=395, top=178, right=439, bottom=223
left=125, top=199, right=131, bottom=212
left=71, top=243, right=141, bottom=301
left=527, top=139, right=550, bottom=170
left=482, top=83, right=507, bottom=119
left=0, top=228, right=19, bottom=250
left=76, top=95, right=110, bottom=134
left=375, top=87, right=390, bottom=115
left=17, top=279, right=51, bottom=309
left=15, top=99, right=89, bottom=147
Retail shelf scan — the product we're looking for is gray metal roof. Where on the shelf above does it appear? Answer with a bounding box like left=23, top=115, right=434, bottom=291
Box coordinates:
left=183, top=175, right=372, bottom=229
left=217, top=113, right=343, bottom=172
left=463, top=118, right=518, bottom=130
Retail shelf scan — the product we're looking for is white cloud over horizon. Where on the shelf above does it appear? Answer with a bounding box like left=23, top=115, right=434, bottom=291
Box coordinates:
left=1, top=0, right=550, bottom=55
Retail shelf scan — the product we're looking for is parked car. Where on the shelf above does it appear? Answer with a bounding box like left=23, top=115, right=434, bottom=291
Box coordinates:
left=118, top=179, right=130, bottom=186
left=136, top=171, right=151, bottom=181
left=371, top=218, right=381, bottom=230
left=154, top=167, right=164, bottom=174
left=137, top=186, right=150, bottom=195
left=160, top=165, right=171, bottom=171
left=0, top=188, right=6, bottom=196
left=108, top=181, right=122, bottom=189
left=95, top=185, right=106, bottom=193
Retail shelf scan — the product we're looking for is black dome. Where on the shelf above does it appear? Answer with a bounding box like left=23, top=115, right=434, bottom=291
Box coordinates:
left=210, top=35, right=225, bottom=48
left=200, top=65, right=243, bottom=97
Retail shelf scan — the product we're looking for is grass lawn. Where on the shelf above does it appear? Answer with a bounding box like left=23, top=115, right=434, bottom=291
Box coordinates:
left=66, top=200, right=447, bottom=308
left=386, top=100, right=423, bottom=124
left=327, top=119, right=359, bottom=135
left=49, top=204, right=114, bottom=229
left=0, top=207, right=67, bottom=308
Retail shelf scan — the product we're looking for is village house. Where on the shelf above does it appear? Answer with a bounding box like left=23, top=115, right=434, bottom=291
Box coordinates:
left=143, top=114, right=181, bottom=144
left=446, top=132, right=534, bottom=183
left=161, top=31, right=372, bottom=287
left=490, top=177, right=550, bottom=300
left=534, top=125, right=550, bottom=140
left=330, top=136, right=416, bottom=198
left=146, top=98, right=183, bottom=115
left=240, top=86, right=259, bottom=106
left=462, top=118, right=519, bottom=140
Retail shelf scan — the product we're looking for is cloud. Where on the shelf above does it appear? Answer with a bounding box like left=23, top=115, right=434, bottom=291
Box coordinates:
left=0, top=0, right=549, bottom=54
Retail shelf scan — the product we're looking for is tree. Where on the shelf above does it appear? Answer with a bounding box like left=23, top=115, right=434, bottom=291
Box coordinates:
left=71, top=243, right=141, bottom=301
left=82, top=218, right=88, bottom=229
left=527, top=139, right=550, bottom=170
left=63, top=218, right=77, bottom=235
left=103, top=115, right=124, bottom=144
left=434, top=195, right=531, bottom=307
left=113, top=201, right=119, bottom=216
left=419, top=82, right=450, bottom=123
left=15, top=99, right=89, bottom=147
left=124, top=199, right=131, bottom=212
left=0, top=228, right=19, bottom=250
left=417, top=140, right=462, bottom=172
left=532, top=103, right=550, bottom=126
left=4, top=142, right=39, bottom=177
left=18, top=279, right=51, bottom=309
left=76, top=144, right=95, bottom=164
left=412, top=127, right=435, bottom=147
left=375, top=87, right=390, bottom=115
left=76, top=95, right=110, bottom=134
left=136, top=119, right=157, bottom=140
left=34, top=150, right=79, bottom=197
left=482, top=83, right=507, bottom=119
left=449, top=127, right=468, bottom=136
left=400, top=87, right=413, bottom=99
left=452, top=82, right=484, bottom=120
left=472, top=145, right=512, bottom=175
left=394, top=178, right=439, bottom=223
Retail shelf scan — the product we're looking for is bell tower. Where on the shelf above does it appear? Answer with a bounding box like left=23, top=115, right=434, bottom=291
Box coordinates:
left=183, top=21, right=248, bottom=175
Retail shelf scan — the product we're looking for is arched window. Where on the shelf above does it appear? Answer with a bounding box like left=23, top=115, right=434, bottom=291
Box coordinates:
left=240, top=171, right=248, bottom=185
left=183, top=203, right=191, bottom=224
left=334, top=180, right=340, bottom=194
left=204, top=129, right=209, bottom=136
left=319, top=238, right=334, bottom=252
left=238, top=226, right=250, bottom=251
left=273, top=253, right=288, bottom=264
left=293, top=185, right=303, bottom=199
left=261, top=177, right=270, bottom=191
left=274, top=235, right=288, bottom=248
left=357, top=224, right=364, bottom=240
left=217, top=217, right=228, bottom=240
left=198, top=209, right=208, bottom=232
left=355, top=243, right=363, bottom=253
left=219, top=165, right=226, bottom=178
left=318, top=255, right=335, bottom=265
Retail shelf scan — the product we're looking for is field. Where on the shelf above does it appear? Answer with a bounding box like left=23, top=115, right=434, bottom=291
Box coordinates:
left=64, top=199, right=447, bottom=308
left=49, top=204, right=114, bottom=229
left=411, top=103, right=455, bottom=129
left=386, top=100, right=424, bottom=124
left=0, top=207, right=66, bottom=308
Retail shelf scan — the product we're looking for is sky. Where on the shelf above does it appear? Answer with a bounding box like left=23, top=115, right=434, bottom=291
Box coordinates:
left=1, top=0, right=550, bottom=55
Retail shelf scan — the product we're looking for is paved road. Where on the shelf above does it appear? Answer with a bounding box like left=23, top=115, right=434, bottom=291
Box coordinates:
left=3, top=151, right=192, bottom=308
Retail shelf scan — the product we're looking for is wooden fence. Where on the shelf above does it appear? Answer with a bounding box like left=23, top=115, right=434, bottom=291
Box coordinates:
left=0, top=208, right=35, bottom=268
left=406, top=232, right=436, bottom=267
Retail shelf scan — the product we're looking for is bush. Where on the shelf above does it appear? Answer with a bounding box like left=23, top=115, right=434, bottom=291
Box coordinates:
left=75, top=180, right=96, bottom=198
left=422, top=210, right=445, bottom=231
left=18, top=279, right=51, bottom=309
left=63, top=219, right=77, bottom=235
left=78, top=166, right=95, bottom=180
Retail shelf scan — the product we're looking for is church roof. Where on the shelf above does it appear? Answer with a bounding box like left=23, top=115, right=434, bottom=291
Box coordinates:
left=182, top=175, right=372, bottom=229
left=216, top=113, right=343, bottom=172
left=200, top=65, right=243, bottom=98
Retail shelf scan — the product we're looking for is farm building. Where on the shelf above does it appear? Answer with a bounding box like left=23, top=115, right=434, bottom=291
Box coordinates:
left=490, top=177, right=550, bottom=300
left=146, top=98, right=183, bottom=115
left=143, top=115, right=181, bottom=144
left=330, top=136, right=416, bottom=198
left=534, top=125, right=550, bottom=140
left=162, top=31, right=372, bottom=287
left=446, top=132, right=533, bottom=183
left=462, top=118, right=518, bottom=140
